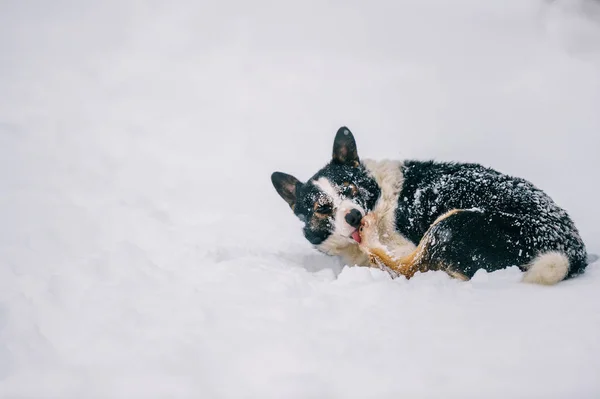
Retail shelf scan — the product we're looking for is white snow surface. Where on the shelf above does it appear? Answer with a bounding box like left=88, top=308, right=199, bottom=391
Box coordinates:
left=1, top=1, right=600, bottom=398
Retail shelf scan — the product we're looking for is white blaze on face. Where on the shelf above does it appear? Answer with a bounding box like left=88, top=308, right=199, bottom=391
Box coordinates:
left=313, top=177, right=365, bottom=240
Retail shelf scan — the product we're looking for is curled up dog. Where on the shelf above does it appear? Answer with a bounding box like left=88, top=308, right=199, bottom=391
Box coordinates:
left=271, top=126, right=588, bottom=285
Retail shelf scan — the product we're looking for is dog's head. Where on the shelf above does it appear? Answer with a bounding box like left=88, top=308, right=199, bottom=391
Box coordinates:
left=271, top=127, right=380, bottom=250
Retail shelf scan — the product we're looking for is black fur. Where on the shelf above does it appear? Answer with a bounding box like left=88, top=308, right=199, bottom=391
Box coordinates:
left=396, top=161, right=587, bottom=278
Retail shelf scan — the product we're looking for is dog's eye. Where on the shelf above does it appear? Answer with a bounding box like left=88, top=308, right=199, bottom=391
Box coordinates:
left=315, top=204, right=333, bottom=214
left=342, top=182, right=358, bottom=197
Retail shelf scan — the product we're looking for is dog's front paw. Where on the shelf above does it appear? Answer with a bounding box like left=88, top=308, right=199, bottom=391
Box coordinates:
left=358, top=212, right=380, bottom=248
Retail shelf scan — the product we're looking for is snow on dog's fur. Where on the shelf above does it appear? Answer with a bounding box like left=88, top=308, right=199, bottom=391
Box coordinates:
left=272, top=127, right=588, bottom=284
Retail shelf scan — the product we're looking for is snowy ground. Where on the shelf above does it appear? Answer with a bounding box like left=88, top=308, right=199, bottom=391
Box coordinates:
left=1, top=1, right=600, bottom=398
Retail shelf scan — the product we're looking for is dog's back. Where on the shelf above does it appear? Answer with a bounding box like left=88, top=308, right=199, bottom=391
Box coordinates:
left=394, top=160, right=587, bottom=277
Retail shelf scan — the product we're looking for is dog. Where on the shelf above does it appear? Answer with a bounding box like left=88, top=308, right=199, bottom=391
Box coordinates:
left=271, top=126, right=588, bottom=284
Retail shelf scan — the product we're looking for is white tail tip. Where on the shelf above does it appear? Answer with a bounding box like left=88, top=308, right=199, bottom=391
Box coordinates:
left=522, top=251, right=569, bottom=285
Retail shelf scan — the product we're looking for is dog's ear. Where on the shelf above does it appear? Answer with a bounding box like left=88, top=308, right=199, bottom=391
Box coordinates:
left=271, top=172, right=302, bottom=209
left=332, top=126, right=359, bottom=167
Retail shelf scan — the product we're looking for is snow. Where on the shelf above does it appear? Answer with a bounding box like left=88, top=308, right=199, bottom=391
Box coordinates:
left=1, top=0, right=600, bottom=397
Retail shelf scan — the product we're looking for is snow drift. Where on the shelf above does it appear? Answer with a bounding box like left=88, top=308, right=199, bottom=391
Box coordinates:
left=1, top=0, right=599, bottom=397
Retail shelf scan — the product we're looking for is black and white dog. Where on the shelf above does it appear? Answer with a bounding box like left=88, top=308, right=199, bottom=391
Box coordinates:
left=271, top=127, right=588, bottom=284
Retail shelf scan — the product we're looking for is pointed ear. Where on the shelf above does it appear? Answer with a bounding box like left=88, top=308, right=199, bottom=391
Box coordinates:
left=332, top=126, right=359, bottom=166
left=271, top=172, right=302, bottom=209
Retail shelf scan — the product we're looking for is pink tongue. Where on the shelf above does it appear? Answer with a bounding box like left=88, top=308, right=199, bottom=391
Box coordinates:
left=351, top=230, right=362, bottom=243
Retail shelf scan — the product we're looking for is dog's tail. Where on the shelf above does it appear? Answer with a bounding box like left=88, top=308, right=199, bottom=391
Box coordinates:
left=522, top=251, right=570, bottom=285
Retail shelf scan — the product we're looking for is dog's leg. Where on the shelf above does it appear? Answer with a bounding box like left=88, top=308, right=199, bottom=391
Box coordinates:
left=359, top=210, right=473, bottom=280
left=366, top=247, right=421, bottom=279
left=358, top=213, right=423, bottom=279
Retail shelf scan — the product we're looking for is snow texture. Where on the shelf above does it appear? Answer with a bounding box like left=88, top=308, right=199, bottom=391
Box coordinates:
left=1, top=1, right=600, bottom=398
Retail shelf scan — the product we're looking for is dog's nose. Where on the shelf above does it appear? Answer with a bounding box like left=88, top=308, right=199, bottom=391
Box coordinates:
left=345, top=209, right=362, bottom=228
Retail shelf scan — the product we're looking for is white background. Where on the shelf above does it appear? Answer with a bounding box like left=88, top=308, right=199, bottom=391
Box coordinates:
left=1, top=1, right=599, bottom=398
